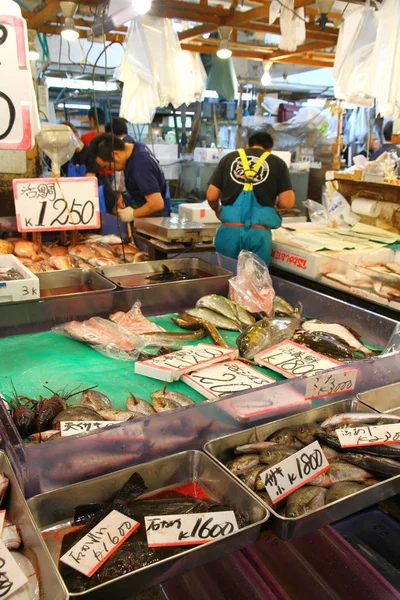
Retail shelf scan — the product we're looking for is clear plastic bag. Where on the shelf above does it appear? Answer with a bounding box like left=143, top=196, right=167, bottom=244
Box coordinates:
left=303, top=199, right=329, bottom=226
left=383, top=323, right=400, bottom=355
left=229, top=250, right=275, bottom=316
left=110, top=301, right=164, bottom=335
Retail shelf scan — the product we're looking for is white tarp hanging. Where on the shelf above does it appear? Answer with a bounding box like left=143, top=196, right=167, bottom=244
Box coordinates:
left=269, top=0, right=305, bottom=52
left=118, top=16, right=206, bottom=124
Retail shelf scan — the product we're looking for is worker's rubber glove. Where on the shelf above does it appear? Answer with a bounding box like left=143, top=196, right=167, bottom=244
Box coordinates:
left=117, top=206, right=135, bottom=222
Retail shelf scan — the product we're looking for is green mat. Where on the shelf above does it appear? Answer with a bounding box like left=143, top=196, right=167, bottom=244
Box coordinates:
left=0, top=313, right=283, bottom=407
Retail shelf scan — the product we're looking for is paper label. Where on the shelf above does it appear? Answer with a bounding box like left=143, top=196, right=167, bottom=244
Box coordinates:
left=336, top=423, right=400, bottom=448
left=13, top=177, right=100, bottom=232
left=181, top=360, right=275, bottom=399
left=261, top=441, right=330, bottom=503
left=305, top=369, right=357, bottom=400
left=60, top=421, right=124, bottom=437
left=255, top=341, right=342, bottom=378
left=0, top=538, right=28, bottom=598
left=60, top=510, right=140, bottom=577
left=271, top=248, right=308, bottom=271
left=0, top=511, right=5, bottom=536
left=145, top=511, right=238, bottom=547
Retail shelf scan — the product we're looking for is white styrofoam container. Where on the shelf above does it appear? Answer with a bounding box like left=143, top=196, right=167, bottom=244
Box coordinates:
left=0, top=255, right=39, bottom=303
left=179, top=202, right=221, bottom=224
left=270, top=242, right=332, bottom=279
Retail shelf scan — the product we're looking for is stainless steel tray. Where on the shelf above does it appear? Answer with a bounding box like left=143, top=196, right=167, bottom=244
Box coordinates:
left=38, top=268, right=116, bottom=298
left=358, top=382, right=400, bottom=416
left=135, top=217, right=217, bottom=242
left=100, top=258, right=233, bottom=290
left=204, top=399, right=400, bottom=540
left=0, top=450, right=67, bottom=599
left=28, top=450, right=268, bottom=600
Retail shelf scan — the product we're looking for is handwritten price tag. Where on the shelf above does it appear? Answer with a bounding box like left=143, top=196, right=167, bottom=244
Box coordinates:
left=337, top=423, right=400, bottom=448
left=261, top=441, right=329, bottom=503
left=0, top=539, right=28, bottom=599
left=60, top=510, right=140, bottom=577
left=60, top=421, right=124, bottom=437
left=305, top=369, right=357, bottom=400
left=145, top=511, right=238, bottom=547
left=254, top=341, right=342, bottom=378
left=13, top=177, right=100, bottom=232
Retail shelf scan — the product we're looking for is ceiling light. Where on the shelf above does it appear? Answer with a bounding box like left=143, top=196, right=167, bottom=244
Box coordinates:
left=60, top=2, right=79, bottom=41
left=27, top=29, right=40, bottom=61
left=315, top=0, right=335, bottom=30
left=261, top=60, right=273, bottom=87
left=132, top=0, right=152, bottom=15
left=46, top=77, right=119, bottom=91
left=216, top=26, right=232, bottom=59
left=203, top=32, right=210, bottom=39
left=57, top=103, right=91, bottom=109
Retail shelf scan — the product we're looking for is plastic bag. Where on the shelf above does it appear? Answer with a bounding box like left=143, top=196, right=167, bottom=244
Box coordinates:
left=303, top=199, right=329, bottom=226
left=328, top=191, right=359, bottom=228
left=110, top=301, right=163, bottom=335
left=229, top=250, right=275, bottom=316
left=382, top=323, right=400, bottom=355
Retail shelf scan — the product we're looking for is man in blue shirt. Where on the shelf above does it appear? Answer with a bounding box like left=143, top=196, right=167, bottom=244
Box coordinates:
left=90, top=133, right=169, bottom=219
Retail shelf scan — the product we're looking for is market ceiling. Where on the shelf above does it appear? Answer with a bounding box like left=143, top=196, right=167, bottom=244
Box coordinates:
left=22, top=0, right=372, bottom=69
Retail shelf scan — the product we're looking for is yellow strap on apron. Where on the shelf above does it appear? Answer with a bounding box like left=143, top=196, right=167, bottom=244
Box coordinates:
left=238, top=148, right=270, bottom=191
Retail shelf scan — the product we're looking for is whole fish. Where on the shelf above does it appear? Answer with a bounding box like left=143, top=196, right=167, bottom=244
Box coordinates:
left=151, top=386, right=194, bottom=408
left=292, top=423, right=323, bottom=446
left=226, top=454, right=260, bottom=476
left=79, top=389, right=111, bottom=411
left=342, top=453, right=400, bottom=477
left=237, top=315, right=300, bottom=360
left=234, top=441, right=280, bottom=454
left=240, top=466, right=266, bottom=491
left=285, top=486, right=327, bottom=518
left=140, top=329, right=206, bottom=346
left=301, top=320, right=374, bottom=356
left=52, top=406, right=103, bottom=429
left=292, top=331, right=358, bottom=361
left=196, top=295, right=240, bottom=324
left=175, top=312, right=230, bottom=348
left=126, top=393, right=156, bottom=416
left=273, top=296, right=296, bottom=317
left=151, top=397, right=181, bottom=413
left=326, top=481, right=366, bottom=504
left=318, top=430, right=400, bottom=460
left=259, top=446, right=297, bottom=467
left=267, top=427, right=304, bottom=449
left=229, top=301, right=255, bottom=326
left=185, top=308, right=240, bottom=331
left=321, top=445, right=341, bottom=462
left=321, top=412, right=400, bottom=428
left=308, top=461, right=372, bottom=488
left=98, top=409, right=143, bottom=421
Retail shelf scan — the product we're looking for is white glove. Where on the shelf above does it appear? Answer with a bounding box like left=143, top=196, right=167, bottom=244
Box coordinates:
left=117, top=206, right=135, bottom=222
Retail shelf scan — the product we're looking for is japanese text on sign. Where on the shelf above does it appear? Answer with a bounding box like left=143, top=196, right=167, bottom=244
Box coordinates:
left=60, top=510, right=140, bottom=577
left=143, top=345, right=230, bottom=371
left=12, top=177, right=100, bottom=232
left=0, top=539, right=28, bottom=599
left=261, top=441, right=329, bottom=503
left=336, top=423, right=400, bottom=448
left=145, top=511, right=238, bottom=547
left=60, top=421, right=124, bottom=437
left=255, top=341, right=342, bottom=378
left=305, top=369, right=357, bottom=400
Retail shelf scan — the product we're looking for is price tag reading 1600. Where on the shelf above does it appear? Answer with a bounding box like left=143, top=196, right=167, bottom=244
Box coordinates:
left=12, top=177, right=100, bottom=232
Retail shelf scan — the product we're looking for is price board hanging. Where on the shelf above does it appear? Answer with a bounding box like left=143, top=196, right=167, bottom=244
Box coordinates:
left=12, top=177, right=100, bottom=232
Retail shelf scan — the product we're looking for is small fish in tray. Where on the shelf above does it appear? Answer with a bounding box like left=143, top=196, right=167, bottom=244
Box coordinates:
left=0, top=267, right=24, bottom=281
left=146, top=264, right=200, bottom=282
left=223, top=412, right=400, bottom=519
left=58, top=472, right=250, bottom=593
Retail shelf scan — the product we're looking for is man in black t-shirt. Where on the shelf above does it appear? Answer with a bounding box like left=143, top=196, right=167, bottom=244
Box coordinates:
left=206, top=132, right=295, bottom=264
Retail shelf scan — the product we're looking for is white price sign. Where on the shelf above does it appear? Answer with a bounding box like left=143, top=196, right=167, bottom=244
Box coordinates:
left=0, top=539, right=28, bottom=599
left=60, top=421, right=125, bottom=437
left=145, top=511, right=238, bottom=547
left=13, top=177, right=100, bottom=232
left=336, top=423, right=400, bottom=448
left=254, top=341, right=342, bottom=378
left=60, top=510, right=140, bottom=577
left=261, top=441, right=329, bottom=503
left=305, top=369, right=357, bottom=400
left=0, top=9, right=36, bottom=150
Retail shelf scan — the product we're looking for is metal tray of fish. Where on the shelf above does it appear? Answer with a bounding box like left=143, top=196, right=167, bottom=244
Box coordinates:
left=204, top=399, right=400, bottom=540
left=100, top=258, right=233, bottom=290
left=358, top=382, right=400, bottom=417
left=37, top=268, right=116, bottom=298
left=27, top=449, right=269, bottom=600
left=0, top=450, right=67, bottom=599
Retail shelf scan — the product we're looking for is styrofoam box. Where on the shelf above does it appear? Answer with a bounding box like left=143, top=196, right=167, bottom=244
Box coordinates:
left=0, top=255, right=39, bottom=303
left=270, top=242, right=332, bottom=279
left=179, top=201, right=221, bottom=224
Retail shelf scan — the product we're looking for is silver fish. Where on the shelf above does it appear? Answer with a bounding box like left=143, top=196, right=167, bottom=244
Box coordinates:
left=186, top=308, right=240, bottom=331
left=321, top=412, right=400, bottom=428
left=196, top=295, right=240, bottom=324
left=126, top=393, right=156, bottom=415
left=301, top=320, right=373, bottom=355
left=226, top=454, right=260, bottom=476
left=234, top=441, right=279, bottom=454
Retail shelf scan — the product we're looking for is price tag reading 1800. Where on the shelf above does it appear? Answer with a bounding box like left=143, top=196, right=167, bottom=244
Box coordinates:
left=145, top=512, right=238, bottom=547
left=260, top=441, right=329, bottom=503
left=12, top=177, right=100, bottom=232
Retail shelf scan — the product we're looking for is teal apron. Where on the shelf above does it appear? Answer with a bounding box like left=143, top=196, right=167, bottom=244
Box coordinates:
left=215, top=149, right=282, bottom=265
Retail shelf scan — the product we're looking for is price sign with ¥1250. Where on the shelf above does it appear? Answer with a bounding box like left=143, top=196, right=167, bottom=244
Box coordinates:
left=12, top=177, right=100, bottom=232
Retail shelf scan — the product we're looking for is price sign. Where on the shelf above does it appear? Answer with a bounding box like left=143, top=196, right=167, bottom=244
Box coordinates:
left=145, top=511, right=238, bottom=548
left=0, top=538, right=28, bottom=599
left=260, top=441, right=329, bottom=503
left=0, top=5, right=38, bottom=150
left=60, top=510, right=140, bottom=577
left=60, top=421, right=125, bottom=437
left=305, top=369, right=357, bottom=400
left=336, top=423, right=400, bottom=448
left=12, top=177, right=100, bottom=232
left=254, top=341, right=342, bottom=378
left=0, top=511, right=5, bottom=536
